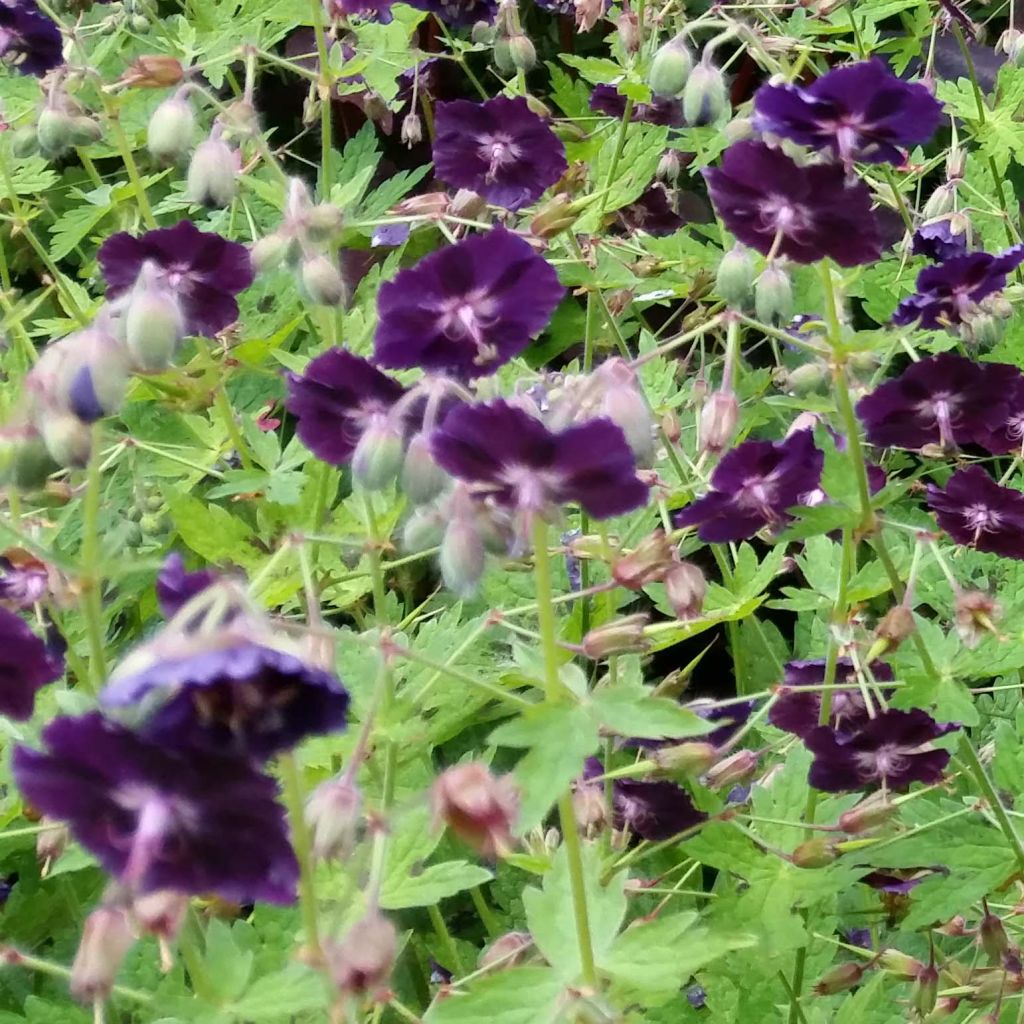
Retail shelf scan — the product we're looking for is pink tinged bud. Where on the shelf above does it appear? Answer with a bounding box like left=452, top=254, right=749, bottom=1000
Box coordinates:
left=431, top=762, right=519, bottom=858
left=612, top=529, right=673, bottom=590
left=300, top=253, right=346, bottom=306
left=812, top=961, right=863, bottom=995
left=125, top=273, right=185, bottom=371
left=121, top=54, right=185, bottom=88
left=703, top=749, right=758, bottom=790
left=683, top=58, right=728, bottom=126
left=394, top=192, right=450, bottom=217
left=955, top=590, right=1002, bottom=649
left=754, top=265, right=793, bottom=327
left=648, top=36, right=693, bottom=97
left=147, top=94, right=195, bottom=164
left=715, top=245, right=755, bottom=308
left=981, top=913, right=1009, bottom=962
left=306, top=775, right=362, bottom=861
left=401, top=113, right=423, bottom=147
left=70, top=904, right=135, bottom=1003
left=529, top=194, right=578, bottom=239
left=651, top=741, right=717, bottom=775
left=664, top=560, right=706, bottom=621
left=36, top=819, right=68, bottom=871
left=657, top=149, right=683, bottom=184
left=913, top=964, right=940, bottom=1016
left=351, top=417, right=405, bottom=492
left=479, top=931, right=533, bottom=970
left=617, top=9, right=639, bottom=52
left=699, top=390, right=739, bottom=455
left=186, top=136, right=238, bottom=208
left=439, top=514, right=486, bottom=599
left=326, top=910, right=398, bottom=999
left=581, top=614, right=650, bottom=660
left=878, top=949, right=924, bottom=981
left=597, top=359, right=655, bottom=464
left=40, top=414, right=92, bottom=469
left=838, top=794, right=897, bottom=833
left=790, top=838, right=837, bottom=868
left=401, top=432, right=449, bottom=506
left=132, top=890, right=188, bottom=942
left=450, top=188, right=486, bottom=221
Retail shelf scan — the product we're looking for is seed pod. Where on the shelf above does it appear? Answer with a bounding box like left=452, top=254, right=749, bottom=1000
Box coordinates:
left=715, top=245, right=755, bottom=308
left=36, top=107, right=77, bottom=158
left=683, top=58, right=728, bottom=126
left=813, top=962, right=863, bottom=995
left=70, top=904, right=135, bottom=1003
left=648, top=36, right=694, bottom=98
left=431, top=762, right=519, bottom=857
left=581, top=614, right=650, bottom=659
left=186, top=135, right=238, bottom=207
left=300, top=253, right=346, bottom=306
left=147, top=93, right=195, bottom=164
left=351, top=417, right=404, bottom=492
left=401, top=431, right=449, bottom=506
left=754, top=265, right=793, bottom=327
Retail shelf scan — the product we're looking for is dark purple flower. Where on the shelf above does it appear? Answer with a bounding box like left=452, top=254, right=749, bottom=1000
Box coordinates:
left=430, top=400, right=648, bottom=520
left=676, top=429, right=823, bottom=542
left=981, top=377, right=1024, bottom=455
left=753, top=58, right=941, bottom=166
left=98, top=221, right=254, bottom=338
left=806, top=709, right=956, bottom=793
left=406, top=0, right=496, bottom=26
left=374, top=228, right=564, bottom=379
left=156, top=553, right=220, bottom=619
left=860, top=869, right=939, bottom=893
left=583, top=758, right=706, bottom=841
left=0, top=605, right=63, bottom=721
left=325, top=0, right=392, bottom=20
left=912, top=220, right=969, bottom=263
left=101, top=641, right=349, bottom=762
left=0, top=0, right=62, bottom=76
left=845, top=928, right=873, bottom=949
left=927, top=466, right=1024, bottom=559
left=616, top=184, right=684, bottom=236
left=690, top=699, right=754, bottom=747
left=770, top=659, right=895, bottom=738
left=286, top=348, right=407, bottom=467
left=590, top=84, right=683, bottom=127
left=855, top=354, right=1020, bottom=451
left=704, top=141, right=882, bottom=266
left=893, top=246, right=1024, bottom=327
left=0, top=551, right=49, bottom=608
left=433, top=97, right=567, bottom=212
left=13, top=712, right=298, bottom=903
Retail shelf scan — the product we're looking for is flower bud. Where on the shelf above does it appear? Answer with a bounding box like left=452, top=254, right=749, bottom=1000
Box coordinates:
left=403, top=505, right=445, bottom=552
left=581, top=614, right=650, bottom=659
left=58, top=332, right=131, bottom=423
left=703, top=749, right=758, bottom=789
left=306, top=774, right=362, bottom=861
left=300, top=253, right=346, bottom=306
left=471, top=19, right=494, bottom=43
left=401, top=112, right=423, bottom=147
left=878, top=949, right=923, bottom=980
left=5, top=433, right=58, bottom=492
left=612, top=529, right=673, bottom=590
left=130, top=14, right=151, bottom=31
left=132, top=890, right=187, bottom=942
left=648, top=36, right=694, bottom=98
left=530, top=194, right=578, bottom=239
left=10, top=125, right=38, bottom=157
left=715, top=245, right=755, bottom=308
left=479, top=931, right=532, bottom=970
left=946, top=146, right=967, bottom=182
left=36, top=819, right=68, bottom=871
left=125, top=267, right=185, bottom=371
left=186, top=135, right=238, bottom=207
left=754, top=266, right=793, bottom=327
left=724, top=116, right=754, bottom=142
left=955, top=589, right=1001, bottom=649
left=69, top=117, right=102, bottom=146
left=1010, top=32, right=1024, bottom=68
left=431, top=762, right=518, bottom=857
left=507, top=33, right=536, bottom=71
left=683, top=58, right=728, bottom=126
left=36, top=107, right=77, bottom=158
left=913, top=964, right=939, bottom=1016
left=981, top=912, right=1009, bottom=962
left=664, top=560, right=706, bottom=620
left=597, top=358, right=654, bottom=464
left=41, top=414, right=92, bottom=469
left=147, top=93, right=195, bottom=164
left=400, top=431, right=449, bottom=506
left=783, top=362, right=827, bottom=394
left=439, top=512, right=487, bottom=598
left=838, top=794, right=897, bottom=833
left=250, top=232, right=292, bottom=274
left=812, top=962, right=863, bottom=995
left=70, top=904, right=135, bottom=1003
left=923, top=182, right=956, bottom=220
left=791, top=838, right=837, bottom=868
left=326, top=910, right=397, bottom=999
left=657, top=149, right=683, bottom=185
left=351, top=417, right=404, bottom=492
left=699, top=389, right=738, bottom=454
left=961, top=309, right=1005, bottom=348
left=305, top=203, right=345, bottom=243
left=394, top=192, right=450, bottom=217
left=450, top=188, right=486, bottom=221
left=121, top=54, right=185, bottom=88
left=651, top=741, right=717, bottom=775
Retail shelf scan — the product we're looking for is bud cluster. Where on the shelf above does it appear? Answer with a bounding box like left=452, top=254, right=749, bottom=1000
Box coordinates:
left=646, top=34, right=728, bottom=126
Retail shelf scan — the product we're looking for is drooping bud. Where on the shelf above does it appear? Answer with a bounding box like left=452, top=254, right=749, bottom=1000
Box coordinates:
left=439, top=503, right=487, bottom=598
left=754, top=265, right=793, bottom=327
left=479, top=931, right=533, bottom=970
left=40, top=414, right=92, bottom=469
left=36, top=107, right=77, bottom=158
left=147, top=91, right=195, bottom=164
left=351, top=416, right=405, bottom=492
left=617, top=7, right=639, bottom=52
left=783, top=362, right=827, bottom=395
left=699, top=389, right=739, bottom=454
left=4, top=432, right=58, bottom=492
left=912, top=964, right=940, bottom=1016
left=946, top=145, right=967, bottom=182
left=305, top=203, right=345, bottom=243
left=132, top=890, right=188, bottom=942
left=612, top=529, right=673, bottom=590
left=715, top=245, right=755, bottom=308
left=878, top=949, right=924, bottom=980
left=869, top=604, right=915, bottom=660
left=401, top=112, right=423, bottom=147
left=124, top=262, right=185, bottom=371
left=326, top=910, right=397, bottom=1000
left=648, top=35, right=694, bottom=98
left=450, top=188, right=486, bottom=221
left=70, top=904, right=136, bottom=1003
left=922, top=182, right=956, bottom=220
left=573, top=779, right=608, bottom=835
left=186, top=132, right=238, bottom=207
left=791, top=838, right=837, bottom=868
left=703, top=749, right=758, bottom=790
left=530, top=194, right=578, bottom=239
left=36, top=819, right=68, bottom=872
left=683, top=57, right=728, bottom=126
left=306, top=774, right=362, bottom=861
left=596, top=358, right=655, bottom=464
left=664, top=560, right=706, bottom=620
left=651, top=741, right=717, bottom=776
left=961, top=309, right=1005, bottom=348
left=431, top=762, right=519, bottom=857
left=58, top=323, right=131, bottom=423
left=981, top=912, right=1010, bottom=963
left=656, top=149, right=683, bottom=185
left=838, top=793, right=897, bottom=833
left=1009, top=31, right=1024, bottom=68
left=581, top=614, right=650, bottom=659
left=69, top=117, right=102, bottom=146
left=812, top=961, right=863, bottom=995
left=400, top=431, right=449, bottom=506
left=250, top=232, right=292, bottom=274
left=300, top=253, right=346, bottom=306
left=955, top=589, right=1002, bottom=649
left=403, top=505, right=445, bottom=552
left=120, top=54, right=185, bottom=88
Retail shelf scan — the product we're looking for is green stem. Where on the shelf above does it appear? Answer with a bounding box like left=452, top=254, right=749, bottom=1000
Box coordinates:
left=80, top=425, right=107, bottom=693
left=881, top=166, right=914, bottom=234
left=279, top=753, right=322, bottom=959
left=309, top=0, right=333, bottom=194
left=711, top=545, right=747, bottom=694
left=428, top=904, right=465, bottom=975
left=1, top=948, right=152, bottom=1004
left=102, top=100, right=157, bottom=229
left=470, top=886, right=501, bottom=939
left=595, top=98, right=635, bottom=223
left=532, top=516, right=598, bottom=988
left=213, top=386, right=254, bottom=470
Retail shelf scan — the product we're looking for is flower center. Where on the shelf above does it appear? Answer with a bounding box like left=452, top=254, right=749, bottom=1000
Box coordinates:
left=855, top=743, right=908, bottom=782
left=480, top=135, right=520, bottom=182
left=920, top=394, right=958, bottom=449
left=438, top=293, right=499, bottom=364
left=758, top=196, right=812, bottom=240
left=963, top=503, right=1001, bottom=535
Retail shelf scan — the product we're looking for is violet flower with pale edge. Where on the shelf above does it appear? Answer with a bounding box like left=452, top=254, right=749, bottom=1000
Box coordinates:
left=101, top=642, right=350, bottom=762
left=286, top=348, right=407, bottom=466
left=374, top=228, right=564, bottom=380
left=430, top=400, right=648, bottom=519
left=589, top=84, right=683, bottom=127
left=753, top=58, right=941, bottom=166
left=675, top=429, right=823, bottom=542
left=99, top=221, right=254, bottom=338
left=13, top=712, right=298, bottom=903
left=912, top=220, right=969, bottom=263
left=0, top=605, right=63, bottom=721
left=927, top=466, right=1024, bottom=560
left=892, top=245, right=1024, bottom=328
left=855, top=353, right=1022, bottom=451
left=433, top=96, right=567, bottom=212
left=805, top=708, right=956, bottom=793
left=703, top=141, right=882, bottom=266
left=0, top=0, right=62, bottom=76
left=0, top=554, right=48, bottom=608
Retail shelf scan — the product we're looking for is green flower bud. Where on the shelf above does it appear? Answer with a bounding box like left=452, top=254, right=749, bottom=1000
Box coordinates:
left=250, top=233, right=292, bottom=274
left=783, top=362, right=827, bottom=395
left=704, top=749, right=758, bottom=789
left=961, top=309, right=1005, bottom=348
left=508, top=33, right=536, bottom=72
left=40, top=413, right=92, bottom=469
left=300, top=253, right=346, bottom=306
left=186, top=135, right=238, bottom=208
left=813, top=962, right=863, bottom=995
left=683, top=58, right=728, bottom=126
left=980, top=912, right=1009, bottom=963
left=493, top=37, right=513, bottom=74
left=912, top=965, right=939, bottom=1016
left=10, top=125, right=39, bottom=158
left=125, top=268, right=185, bottom=371
left=838, top=794, right=897, bottom=833
left=651, top=741, right=717, bottom=775
left=400, top=432, right=449, bottom=506
left=130, top=13, right=151, bottom=31
left=1011, top=32, right=1024, bottom=68
left=403, top=506, right=445, bottom=552
left=6, top=433, right=58, bottom=491
left=878, top=949, right=923, bottom=981
left=790, top=838, right=837, bottom=868
left=922, top=182, right=956, bottom=220
left=147, top=94, right=195, bottom=164
left=471, top=20, right=495, bottom=44
left=139, top=511, right=168, bottom=535
left=754, top=265, right=793, bottom=327
left=648, top=36, right=693, bottom=98
left=68, top=116, right=102, bottom=146
left=36, top=107, right=77, bottom=158
left=715, top=245, right=755, bottom=308
left=439, top=514, right=486, bottom=598
left=305, top=203, right=345, bottom=243
left=351, top=418, right=404, bottom=491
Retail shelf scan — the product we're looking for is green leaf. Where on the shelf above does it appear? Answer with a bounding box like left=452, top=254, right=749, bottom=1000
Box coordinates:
left=381, top=860, right=493, bottom=910
left=49, top=202, right=110, bottom=261
left=423, top=967, right=565, bottom=1023
left=203, top=919, right=255, bottom=1003
left=225, top=965, right=327, bottom=1021
left=588, top=685, right=714, bottom=739
left=165, top=493, right=258, bottom=568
